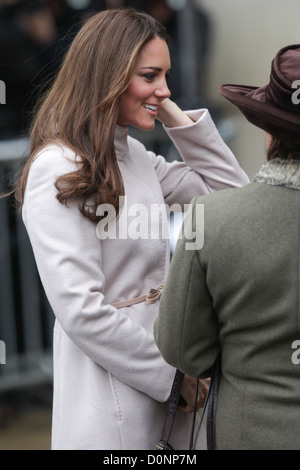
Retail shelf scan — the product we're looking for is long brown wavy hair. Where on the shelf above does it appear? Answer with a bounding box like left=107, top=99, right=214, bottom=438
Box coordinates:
left=15, top=8, right=169, bottom=222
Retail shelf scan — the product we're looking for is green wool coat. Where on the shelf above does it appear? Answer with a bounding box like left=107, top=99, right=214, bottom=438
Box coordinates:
left=154, top=159, right=300, bottom=450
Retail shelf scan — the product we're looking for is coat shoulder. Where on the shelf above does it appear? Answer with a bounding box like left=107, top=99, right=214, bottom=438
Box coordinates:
left=193, top=182, right=254, bottom=207
left=191, top=182, right=266, bottom=220
left=33, top=143, right=78, bottom=169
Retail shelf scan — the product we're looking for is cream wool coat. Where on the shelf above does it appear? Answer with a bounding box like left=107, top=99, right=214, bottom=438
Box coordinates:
left=22, top=109, right=249, bottom=450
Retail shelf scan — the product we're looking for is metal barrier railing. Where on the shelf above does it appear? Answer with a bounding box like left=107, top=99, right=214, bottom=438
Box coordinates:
left=0, top=137, right=54, bottom=392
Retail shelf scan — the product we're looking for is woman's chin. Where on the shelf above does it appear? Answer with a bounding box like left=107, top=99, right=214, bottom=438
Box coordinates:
left=137, top=120, right=156, bottom=131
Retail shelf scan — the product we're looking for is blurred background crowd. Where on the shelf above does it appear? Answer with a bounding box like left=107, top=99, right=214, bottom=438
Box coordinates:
left=1, top=0, right=300, bottom=450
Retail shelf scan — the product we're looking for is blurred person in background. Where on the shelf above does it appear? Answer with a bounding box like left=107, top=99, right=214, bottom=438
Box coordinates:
left=154, top=44, right=300, bottom=450
left=0, top=0, right=114, bottom=139
left=11, top=8, right=248, bottom=449
left=0, top=0, right=79, bottom=138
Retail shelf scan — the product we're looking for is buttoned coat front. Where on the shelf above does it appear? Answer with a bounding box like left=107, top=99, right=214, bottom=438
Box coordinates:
left=22, top=110, right=249, bottom=450
left=155, top=158, right=300, bottom=450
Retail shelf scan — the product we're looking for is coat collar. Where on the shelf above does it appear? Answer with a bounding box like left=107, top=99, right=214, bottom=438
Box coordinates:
left=253, top=158, right=300, bottom=190
left=114, top=125, right=129, bottom=161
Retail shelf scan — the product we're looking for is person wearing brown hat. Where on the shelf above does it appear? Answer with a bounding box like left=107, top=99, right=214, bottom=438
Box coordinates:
left=154, top=44, right=300, bottom=450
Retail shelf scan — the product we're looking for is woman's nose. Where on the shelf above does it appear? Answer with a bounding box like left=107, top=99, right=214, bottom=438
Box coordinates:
left=154, top=79, right=171, bottom=99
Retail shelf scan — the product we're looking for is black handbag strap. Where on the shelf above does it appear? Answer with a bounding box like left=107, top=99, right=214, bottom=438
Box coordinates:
left=206, top=354, right=221, bottom=450
left=188, top=353, right=222, bottom=451
left=156, top=369, right=184, bottom=450
left=156, top=354, right=221, bottom=451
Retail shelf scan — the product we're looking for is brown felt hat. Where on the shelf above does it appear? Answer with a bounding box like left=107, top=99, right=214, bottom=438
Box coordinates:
left=219, top=44, right=300, bottom=144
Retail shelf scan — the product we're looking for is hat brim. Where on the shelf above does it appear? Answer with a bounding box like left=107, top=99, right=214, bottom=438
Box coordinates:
left=219, top=83, right=300, bottom=144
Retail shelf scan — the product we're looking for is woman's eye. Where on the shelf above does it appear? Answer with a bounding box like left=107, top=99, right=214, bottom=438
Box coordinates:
left=143, top=73, right=156, bottom=81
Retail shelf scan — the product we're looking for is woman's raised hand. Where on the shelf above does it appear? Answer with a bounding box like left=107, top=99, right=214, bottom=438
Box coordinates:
left=156, top=98, right=194, bottom=128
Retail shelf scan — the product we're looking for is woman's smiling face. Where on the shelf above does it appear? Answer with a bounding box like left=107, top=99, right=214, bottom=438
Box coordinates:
left=117, top=36, right=171, bottom=130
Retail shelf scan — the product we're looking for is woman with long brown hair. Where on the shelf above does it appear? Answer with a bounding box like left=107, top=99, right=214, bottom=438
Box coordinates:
left=19, top=8, right=249, bottom=449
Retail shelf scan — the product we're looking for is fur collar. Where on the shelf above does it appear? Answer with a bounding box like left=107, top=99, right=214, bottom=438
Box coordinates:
left=253, top=158, right=300, bottom=190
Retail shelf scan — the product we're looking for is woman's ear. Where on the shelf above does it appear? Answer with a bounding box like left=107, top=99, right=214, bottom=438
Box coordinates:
left=265, top=132, right=273, bottom=151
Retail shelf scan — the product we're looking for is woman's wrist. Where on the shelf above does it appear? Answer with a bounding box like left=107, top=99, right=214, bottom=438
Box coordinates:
left=157, top=99, right=195, bottom=128
left=164, top=113, right=195, bottom=128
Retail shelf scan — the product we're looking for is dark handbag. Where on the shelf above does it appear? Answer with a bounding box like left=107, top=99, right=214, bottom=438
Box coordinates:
left=156, top=355, right=221, bottom=451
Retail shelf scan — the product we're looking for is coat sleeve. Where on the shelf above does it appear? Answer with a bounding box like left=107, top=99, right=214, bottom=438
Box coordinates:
left=23, top=146, right=175, bottom=403
left=148, top=109, right=250, bottom=207
left=154, top=196, right=220, bottom=378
